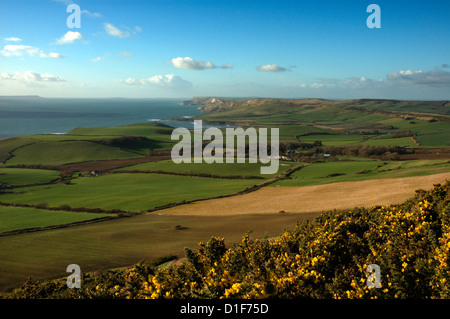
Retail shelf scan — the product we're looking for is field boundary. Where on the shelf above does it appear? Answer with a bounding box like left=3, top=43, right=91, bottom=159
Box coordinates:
left=145, top=164, right=305, bottom=213
left=158, top=172, right=450, bottom=216
left=1, top=141, right=36, bottom=164
left=110, top=169, right=266, bottom=180
left=0, top=165, right=305, bottom=236
left=57, top=155, right=171, bottom=172
left=0, top=215, right=121, bottom=237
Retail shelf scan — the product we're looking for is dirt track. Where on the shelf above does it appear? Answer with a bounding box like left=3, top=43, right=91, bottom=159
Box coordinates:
left=158, top=172, right=450, bottom=216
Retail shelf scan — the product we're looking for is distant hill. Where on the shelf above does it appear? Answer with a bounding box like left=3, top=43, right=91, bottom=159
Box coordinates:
left=183, top=97, right=450, bottom=116
left=0, top=95, right=42, bottom=99
left=182, top=97, right=449, bottom=148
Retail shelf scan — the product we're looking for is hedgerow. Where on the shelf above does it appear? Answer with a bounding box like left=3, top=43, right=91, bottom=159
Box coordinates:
left=3, top=181, right=449, bottom=299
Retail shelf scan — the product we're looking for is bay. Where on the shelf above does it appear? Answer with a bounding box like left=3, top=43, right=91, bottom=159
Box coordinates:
left=0, top=97, right=204, bottom=138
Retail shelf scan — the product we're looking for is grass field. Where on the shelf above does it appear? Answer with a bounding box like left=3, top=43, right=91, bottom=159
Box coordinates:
left=198, top=99, right=450, bottom=147
left=274, top=158, right=450, bottom=187
left=121, top=159, right=296, bottom=178
left=6, top=141, right=140, bottom=166
left=0, top=137, right=35, bottom=163
left=0, top=206, right=111, bottom=233
left=0, top=212, right=317, bottom=292
left=67, top=123, right=176, bottom=149
left=0, top=122, right=177, bottom=167
left=0, top=168, right=59, bottom=186
left=0, top=173, right=259, bottom=212
left=0, top=98, right=449, bottom=294
left=296, top=133, right=377, bottom=146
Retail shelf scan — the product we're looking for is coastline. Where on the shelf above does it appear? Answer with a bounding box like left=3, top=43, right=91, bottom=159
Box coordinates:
left=0, top=98, right=203, bottom=139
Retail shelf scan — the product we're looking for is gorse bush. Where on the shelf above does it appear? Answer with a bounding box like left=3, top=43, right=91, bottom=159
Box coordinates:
left=3, top=182, right=450, bottom=299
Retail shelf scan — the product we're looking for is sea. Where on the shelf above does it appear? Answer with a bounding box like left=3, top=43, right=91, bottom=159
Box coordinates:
left=0, top=97, right=206, bottom=139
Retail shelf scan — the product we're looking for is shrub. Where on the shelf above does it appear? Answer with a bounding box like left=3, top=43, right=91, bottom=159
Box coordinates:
left=97, top=136, right=149, bottom=148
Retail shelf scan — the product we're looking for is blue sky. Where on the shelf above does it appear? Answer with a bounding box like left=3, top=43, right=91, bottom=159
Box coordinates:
left=0, top=0, right=449, bottom=99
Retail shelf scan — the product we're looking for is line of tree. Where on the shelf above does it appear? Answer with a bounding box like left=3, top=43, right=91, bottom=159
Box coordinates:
left=96, top=136, right=151, bottom=148
left=111, top=169, right=265, bottom=180
left=279, top=141, right=413, bottom=156
left=0, top=201, right=133, bottom=215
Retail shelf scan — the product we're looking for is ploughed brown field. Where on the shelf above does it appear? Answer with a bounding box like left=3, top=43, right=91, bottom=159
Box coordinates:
left=158, top=172, right=450, bottom=216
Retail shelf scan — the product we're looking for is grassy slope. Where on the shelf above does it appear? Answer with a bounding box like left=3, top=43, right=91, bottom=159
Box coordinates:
left=0, top=206, right=111, bottom=233
left=0, top=173, right=259, bottom=212
left=2, top=181, right=450, bottom=297
left=68, top=123, right=176, bottom=149
left=0, top=212, right=315, bottom=292
left=0, top=123, right=180, bottom=233
left=6, top=141, right=139, bottom=165
left=0, top=168, right=59, bottom=186
left=0, top=123, right=176, bottom=167
left=198, top=99, right=450, bottom=147
left=274, top=158, right=450, bottom=187
left=0, top=98, right=448, bottom=292
left=121, top=159, right=296, bottom=178
left=0, top=137, right=35, bottom=163
left=347, top=99, right=450, bottom=115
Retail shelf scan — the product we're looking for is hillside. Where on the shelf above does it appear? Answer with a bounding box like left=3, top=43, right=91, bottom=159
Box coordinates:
left=0, top=99, right=448, bottom=295
left=3, top=181, right=449, bottom=299
left=185, top=97, right=449, bottom=115
left=185, top=97, right=450, bottom=148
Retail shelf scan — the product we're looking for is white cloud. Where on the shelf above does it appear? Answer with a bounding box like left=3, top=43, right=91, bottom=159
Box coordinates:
left=104, top=23, right=131, bottom=38
left=296, top=68, right=450, bottom=92
left=52, top=0, right=73, bottom=5
left=4, top=37, right=22, bottom=42
left=120, top=51, right=134, bottom=57
left=56, top=31, right=84, bottom=44
left=257, top=64, right=288, bottom=72
left=300, top=76, right=375, bottom=90
left=386, top=69, right=450, bottom=87
left=170, top=57, right=214, bottom=70
left=81, top=9, right=102, bottom=18
left=169, top=56, right=232, bottom=70
left=386, top=69, right=422, bottom=79
left=0, top=44, right=64, bottom=58
left=45, top=52, right=65, bottom=59
left=221, top=63, right=233, bottom=69
left=311, top=82, right=325, bottom=89
left=134, top=26, right=143, bottom=32
left=91, top=56, right=104, bottom=63
left=117, top=74, right=192, bottom=88
left=1, top=71, right=65, bottom=83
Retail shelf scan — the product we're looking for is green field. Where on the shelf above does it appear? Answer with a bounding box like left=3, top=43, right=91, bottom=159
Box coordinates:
left=0, top=168, right=59, bottom=186
left=68, top=123, right=176, bottom=149
left=0, top=122, right=178, bottom=167
left=6, top=141, right=140, bottom=166
left=358, top=136, right=417, bottom=147
left=121, top=159, right=296, bottom=178
left=0, top=97, right=449, bottom=293
left=274, top=158, right=450, bottom=187
left=0, top=206, right=111, bottom=233
left=198, top=99, right=450, bottom=147
left=0, top=173, right=259, bottom=212
left=0, top=137, right=35, bottom=163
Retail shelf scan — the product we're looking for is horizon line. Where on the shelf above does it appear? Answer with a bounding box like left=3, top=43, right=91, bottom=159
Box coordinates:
left=0, top=95, right=449, bottom=102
